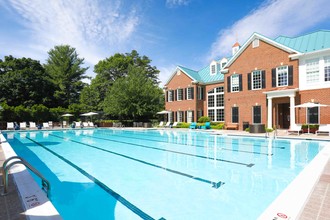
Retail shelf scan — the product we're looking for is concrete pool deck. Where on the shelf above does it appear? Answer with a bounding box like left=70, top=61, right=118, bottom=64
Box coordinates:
left=0, top=128, right=329, bottom=219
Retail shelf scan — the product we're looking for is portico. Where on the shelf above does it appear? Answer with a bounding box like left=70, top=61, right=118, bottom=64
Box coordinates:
left=263, top=89, right=299, bottom=129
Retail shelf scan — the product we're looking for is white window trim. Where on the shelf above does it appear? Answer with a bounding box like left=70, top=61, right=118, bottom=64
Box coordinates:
left=306, top=58, right=320, bottom=84
left=252, top=70, right=262, bottom=90
left=252, top=39, right=259, bottom=48
left=231, top=74, right=240, bottom=92
left=176, top=88, right=183, bottom=101
left=198, top=86, right=203, bottom=100
left=276, top=66, right=288, bottom=87
left=187, top=87, right=193, bottom=100
left=168, top=90, right=173, bottom=102
left=207, top=87, right=224, bottom=122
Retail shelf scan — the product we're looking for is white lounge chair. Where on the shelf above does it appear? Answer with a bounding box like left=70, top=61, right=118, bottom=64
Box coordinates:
left=29, top=122, right=37, bottom=129
left=171, top=122, right=178, bottom=128
left=48, top=121, right=53, bottom=128
left=63, top=121, right=67, bottom=127
left=7, top=122, right=14, bottom=130
left=75, top=121, right=82, bottom=128
left=20, top=122, right=27, bottom=130
left=88, top=122, right=95, bottom=127
left=83, top=122, right=88, bottom=127
left=287, top=124, right=302, bottom=135
left=158, top=121, right=164, bottom=127
left=316, top=124, right=330, bottom=136
left=43, top=122, right=50, bottom=129
left=164, top=122, right=171, bottom=128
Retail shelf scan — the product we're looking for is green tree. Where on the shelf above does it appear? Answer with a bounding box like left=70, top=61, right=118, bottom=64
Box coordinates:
left=44, top=45, right=88, bottom=107
left=79, top=83, right=101, bottom=112
left=103, top=65, right=163, bottom=121
left=0, top=55, right=54, bottom=107
left=91, top=50, right=160, bottom=109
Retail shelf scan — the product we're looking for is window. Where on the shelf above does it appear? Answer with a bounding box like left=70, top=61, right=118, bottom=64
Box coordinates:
left=197, top=110, right=203, bottom=121
left=177, top=111, right=183, bottom=122
left=253, top=106, right=261, bottom=124
left=221, top=62, right=226, bottom=68
left=211, top=65, right=216, bottom=75
left=252, top=70, right=262, bottom=90
left=208, top=109, right=215, bottom=121
left=198, top=86, right=204, bottom=100
left=231, top=74, right=240, bottom=92
left=208, top=95, right=214, bottom=107
left=324, top=56, right=330, bottom=82
left=168, top=112, right=173, bottom=122
left=252, top=39, right=259, bottom=48
left=277, top=66, right=288, bottom=86
left=187, top=87, right=194, bottom=100
left=232, top=107, right=239, bottom=123
left=207, top=86, right=224, bottom=122
left=307, top=106, right=319, bottom=124
left=177, top=88, right=183, bottom=101
left=187, top=111, right=193, bottom=123
left=168, top=90, right=174, bottom=102
left=306, top=59, right=319, bottom=84
left=216, top=109, right=224, bottom=122
left=216, top=94, right=224, bottom=107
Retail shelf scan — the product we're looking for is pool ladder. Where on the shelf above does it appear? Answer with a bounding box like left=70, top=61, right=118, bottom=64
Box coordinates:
left=1, top=156, right=51, bottom=198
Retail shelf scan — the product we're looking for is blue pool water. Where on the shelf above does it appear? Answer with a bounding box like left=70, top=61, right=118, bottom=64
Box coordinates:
left=4, top=129, right=325, bottom=219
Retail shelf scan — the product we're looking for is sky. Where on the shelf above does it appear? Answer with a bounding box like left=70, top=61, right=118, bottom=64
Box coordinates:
left=1, top=0, right=330, bottom=87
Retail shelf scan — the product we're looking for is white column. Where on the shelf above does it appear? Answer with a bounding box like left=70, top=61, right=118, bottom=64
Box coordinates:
left=289, top=95, right=295, bottom=129
left=267, top=97, right=273, bottom=129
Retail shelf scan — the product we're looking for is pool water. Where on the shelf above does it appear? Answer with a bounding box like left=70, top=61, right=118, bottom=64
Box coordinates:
left=4, top=129, right=325, bottom=219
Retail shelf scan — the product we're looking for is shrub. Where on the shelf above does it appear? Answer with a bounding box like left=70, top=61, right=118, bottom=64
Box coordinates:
left=176, top=122, right=190, bottom=128
left=265, top=128, right=273, bottom=132
left=198, top=116, right=210, bottom=123
left=245, top=127, right=250, bottom=132
left=211, top=123, right=225, bottom=130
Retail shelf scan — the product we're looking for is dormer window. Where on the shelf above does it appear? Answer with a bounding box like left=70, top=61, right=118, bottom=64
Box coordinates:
left=252, top=39, right=259, bottom=48
left=211, top=64, right=216, bottom=75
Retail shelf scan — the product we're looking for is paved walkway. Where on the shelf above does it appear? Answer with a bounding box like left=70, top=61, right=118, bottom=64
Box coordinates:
left=0, top=128, right=329, bottom=219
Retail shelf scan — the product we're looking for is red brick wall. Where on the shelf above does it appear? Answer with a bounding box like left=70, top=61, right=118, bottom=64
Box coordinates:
left=296, top=88, right=330, bottom=124
left=165, top=70, right=200, bottom=121
left=225, top=40, right=299, bottom=129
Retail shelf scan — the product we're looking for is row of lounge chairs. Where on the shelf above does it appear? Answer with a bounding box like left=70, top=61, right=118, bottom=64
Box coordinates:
left=6, top=121, right=95, bottom=130
left=158, top=121, right=211, bottom=129
left=287, top=124, right=330, bottom=136
left=158, top=121, right=178, bottom=128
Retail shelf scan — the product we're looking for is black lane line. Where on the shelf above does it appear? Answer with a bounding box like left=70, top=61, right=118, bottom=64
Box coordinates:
left=74, top=132, right=255, bottom=167
left=25, top=137, right=157, bottom=220
left=50, top=134, right=225, bottom=188
left=113, top=129, right=285, bottom=149
left=89, top=131, right=269, bottom=157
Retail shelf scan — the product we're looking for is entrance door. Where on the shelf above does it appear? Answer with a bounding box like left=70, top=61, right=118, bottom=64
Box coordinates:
left=278, top=103, right=290, bottom=129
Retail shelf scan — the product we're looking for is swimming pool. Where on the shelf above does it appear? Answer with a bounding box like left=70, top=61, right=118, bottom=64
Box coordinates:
left=3, top=129, right=326, bottom=219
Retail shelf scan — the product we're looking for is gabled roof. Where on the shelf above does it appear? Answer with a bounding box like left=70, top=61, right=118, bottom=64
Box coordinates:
left=274, top=30, right=330, bottom=53
left=223, top=32, right=300, bottom=69
left=164, top=64, right=224, bottom=86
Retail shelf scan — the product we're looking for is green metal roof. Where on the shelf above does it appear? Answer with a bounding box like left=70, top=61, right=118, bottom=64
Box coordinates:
left=178, top=64, right=224, bottom=84
left=274, top=30, right=330, bottom=53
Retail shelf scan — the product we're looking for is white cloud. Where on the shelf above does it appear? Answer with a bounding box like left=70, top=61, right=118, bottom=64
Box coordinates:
left=166, top=0, right=190, bottom=8
left=1, top=0, right=140, bottom=66
left=158, top=64, right=177, bottom=87
left=208, top=0, right=330, bottom=61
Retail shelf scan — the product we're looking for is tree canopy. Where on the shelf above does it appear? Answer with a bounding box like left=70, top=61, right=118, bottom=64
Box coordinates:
left=87, top=50, right=160, bottom=110
left=44, top=45, right=88, bottom=107
left=103, top=65, right=163, bottom=120
left=0, top=55, right=54, bottom=107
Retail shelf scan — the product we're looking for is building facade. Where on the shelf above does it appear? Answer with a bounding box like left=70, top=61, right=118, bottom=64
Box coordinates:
left=164, top=30, right=330, bottom=130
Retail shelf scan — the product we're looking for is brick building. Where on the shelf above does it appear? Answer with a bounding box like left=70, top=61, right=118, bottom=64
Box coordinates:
left=164, top=30, right=330, bottom=130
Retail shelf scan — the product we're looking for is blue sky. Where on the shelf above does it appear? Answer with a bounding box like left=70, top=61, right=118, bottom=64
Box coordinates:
left=1, top=0, right=330, bottom=86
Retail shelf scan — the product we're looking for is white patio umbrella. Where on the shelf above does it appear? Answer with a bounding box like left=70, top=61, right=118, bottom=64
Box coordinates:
left=295, top=102, right=329, bottom=133
left=156, top=110, right=171, bottom=114
left=61, top=113, right=74, bottom=117
left=80, top=112, right=99, bottom=122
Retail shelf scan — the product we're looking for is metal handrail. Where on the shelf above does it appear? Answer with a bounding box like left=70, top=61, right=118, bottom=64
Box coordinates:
left=1, top=156, right=51, bottom=198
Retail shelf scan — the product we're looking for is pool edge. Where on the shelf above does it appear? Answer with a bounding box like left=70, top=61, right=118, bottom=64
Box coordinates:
left=258, top=141, right=330, bottom=220
left=1, top=133, right=62, bottom=220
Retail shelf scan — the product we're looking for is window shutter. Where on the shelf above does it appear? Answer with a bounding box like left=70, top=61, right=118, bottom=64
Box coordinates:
left=227, top=76, right=231, bottom=92
left=288, top=65, right=293, bottom=85
left=262, top=70, right=266, bottom=88
left=272, top=68, right=276, bottom=87
left=174, top=90, right=177, bottom=101
left=166, top=91, right=168, bottom=102
left=248, top=73, right=251, bottom=90
left=184, top=88, right=186, bottom=100
left=201, top=87, right=204, bottom=100
left=239, top=74, right=243, bottom=91
left=191, top=87, right=194, bottom=99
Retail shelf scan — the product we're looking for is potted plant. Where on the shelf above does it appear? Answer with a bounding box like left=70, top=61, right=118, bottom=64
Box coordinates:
left=302, top=124, right=319, bottom=134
